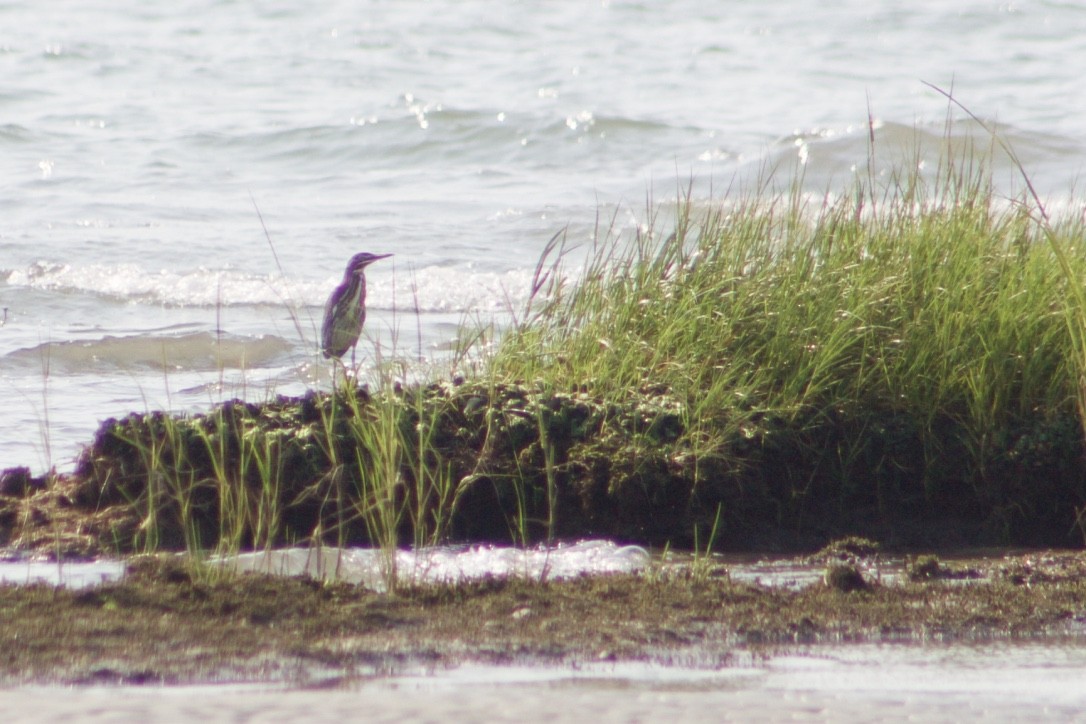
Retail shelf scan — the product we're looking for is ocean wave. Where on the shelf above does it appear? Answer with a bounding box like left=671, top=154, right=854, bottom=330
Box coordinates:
left=762, top=118, right=1086, bottom=194
left=2, top=261, right=537, bottom=313
left=2, top=331, right=295, bottom=374
left=171, top=100, right=718, bottom=178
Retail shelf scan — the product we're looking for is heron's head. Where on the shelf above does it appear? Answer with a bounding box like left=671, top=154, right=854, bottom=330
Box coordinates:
left=345, top=252, right=393, bottom=275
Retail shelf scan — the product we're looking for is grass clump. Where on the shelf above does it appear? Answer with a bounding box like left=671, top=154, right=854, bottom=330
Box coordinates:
left=488, top=169, right=1086, bottom=546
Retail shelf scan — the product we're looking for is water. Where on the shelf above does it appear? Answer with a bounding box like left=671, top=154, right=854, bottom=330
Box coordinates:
left=4, top=643, right=1086, bottom=722
left=3, top=0, right=1086, bottom=472
left=0, top=540, right=652, bottom=589
left=0, top=543, right=832, bottom=591
left=0, top=543, right=922, bottom=591
left=0, top=556, right=125, bottom=589
left=212, top=539, right=652, bottom=591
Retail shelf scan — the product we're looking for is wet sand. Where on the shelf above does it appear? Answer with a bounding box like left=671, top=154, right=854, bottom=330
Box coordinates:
left=4, top=643, right=1086, bottom=723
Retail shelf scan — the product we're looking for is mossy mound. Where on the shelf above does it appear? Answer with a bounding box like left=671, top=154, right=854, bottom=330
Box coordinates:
left=3, top=378, right=1086, bottom=556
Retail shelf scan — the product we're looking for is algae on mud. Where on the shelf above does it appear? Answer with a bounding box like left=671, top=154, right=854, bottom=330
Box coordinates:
left=1, top=550, right=1086, bottom=686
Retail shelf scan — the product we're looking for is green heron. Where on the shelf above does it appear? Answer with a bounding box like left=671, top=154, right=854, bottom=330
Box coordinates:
left=321, top=251, right=392, bottom=364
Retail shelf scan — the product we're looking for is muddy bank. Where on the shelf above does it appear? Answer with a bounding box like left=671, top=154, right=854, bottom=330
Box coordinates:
left=1, top=549, right=1085, bottom=686
left=3, top=380, right=1086, bottom=556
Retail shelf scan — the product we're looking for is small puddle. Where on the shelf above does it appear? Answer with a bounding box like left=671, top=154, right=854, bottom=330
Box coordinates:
left=210, top=540, right=653, bottom=591
left=0, top=556, right=126, bottom=589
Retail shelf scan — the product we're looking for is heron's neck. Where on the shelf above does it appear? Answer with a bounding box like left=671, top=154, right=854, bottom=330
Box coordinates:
left=343, top=273, right=366, bottom=298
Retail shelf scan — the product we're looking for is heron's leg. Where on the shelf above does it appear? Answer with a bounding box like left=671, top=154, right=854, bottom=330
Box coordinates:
left=330, top=357, right=342, bottom=389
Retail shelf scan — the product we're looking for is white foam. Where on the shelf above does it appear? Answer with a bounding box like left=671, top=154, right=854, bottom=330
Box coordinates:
left=5, top=261, right=537, bottom=314
left=214, top=540, right=650, bottom=592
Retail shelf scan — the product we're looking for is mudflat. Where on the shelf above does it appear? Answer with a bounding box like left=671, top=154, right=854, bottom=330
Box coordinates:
left=2, top=550, right=1085, bottom=686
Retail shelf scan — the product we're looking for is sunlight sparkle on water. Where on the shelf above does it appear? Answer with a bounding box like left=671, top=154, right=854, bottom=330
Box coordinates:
left=215, top=540, right=650, bottom=592
left=0, top=541, right=650, bottom=591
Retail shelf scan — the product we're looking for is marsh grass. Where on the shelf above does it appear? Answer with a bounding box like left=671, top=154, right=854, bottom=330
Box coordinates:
left=489, top=159, right=1086, bottom=528
left=96, top=315, right=476, bottom=590
left=690, top=503, right=725, bottom=583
